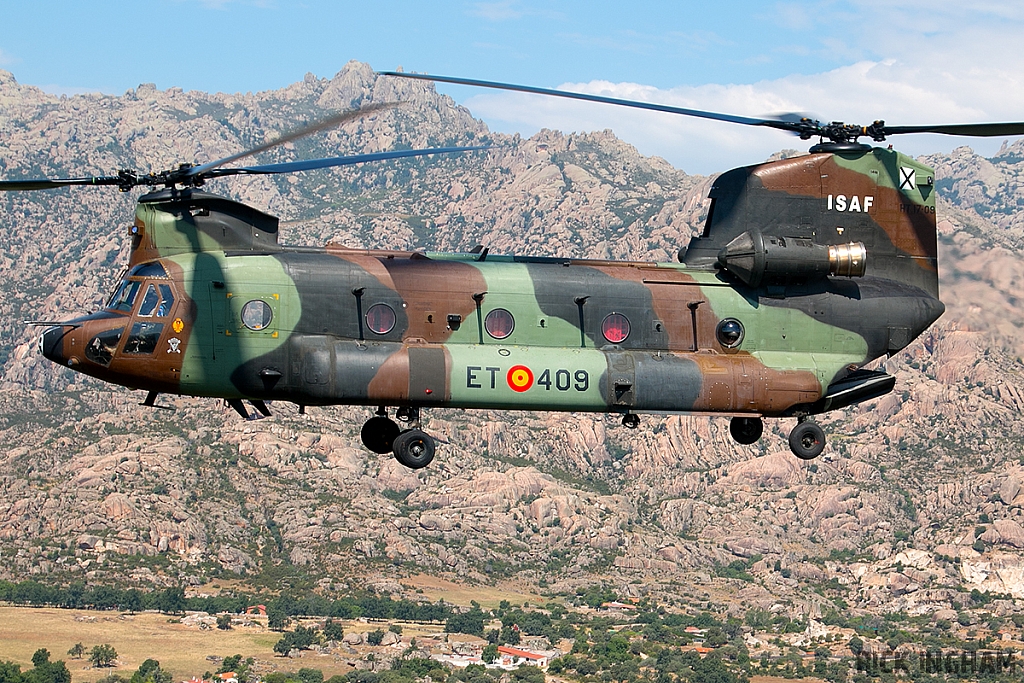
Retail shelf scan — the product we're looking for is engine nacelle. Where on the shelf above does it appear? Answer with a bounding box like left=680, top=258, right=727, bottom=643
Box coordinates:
left=717, top=230, right=866, bottom=288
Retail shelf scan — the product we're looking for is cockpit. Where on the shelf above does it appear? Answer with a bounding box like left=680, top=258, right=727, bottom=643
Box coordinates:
left=81, top=260, right=178, bottom=366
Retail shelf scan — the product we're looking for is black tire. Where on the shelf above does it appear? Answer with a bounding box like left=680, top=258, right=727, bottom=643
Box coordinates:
left=393, top=429, right=436, bottom=469
left=730, top=416, right=763, bottom=445
left=360, top=416, right=400, bottom=454
left=789, top=421, right=825, bottom=460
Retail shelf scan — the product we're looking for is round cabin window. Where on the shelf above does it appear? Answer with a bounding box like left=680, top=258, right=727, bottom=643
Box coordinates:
left=241, top=300, right=273, bottom=331
left=601, top=312, right=630, bottom=344
left=484, top=308, right=515, bottom=339
left=716, top=318, right=744, bottom=348
left=366, top=303, right=396, bottom=335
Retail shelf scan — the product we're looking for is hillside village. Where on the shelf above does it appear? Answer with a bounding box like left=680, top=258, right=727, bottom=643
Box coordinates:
left=4, top=580, right=1024, bottom=682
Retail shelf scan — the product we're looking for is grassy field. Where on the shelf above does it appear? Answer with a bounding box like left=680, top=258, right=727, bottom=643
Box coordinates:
left=0, top=577, right=539, bottom=683
left=0, top=607, right=358, bottom=683
left=399, top=574, right=543, bottom=608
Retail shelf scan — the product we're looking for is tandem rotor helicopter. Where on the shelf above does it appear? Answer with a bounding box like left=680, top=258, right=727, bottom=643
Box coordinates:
left=5, top=70, right=1023, bottom=469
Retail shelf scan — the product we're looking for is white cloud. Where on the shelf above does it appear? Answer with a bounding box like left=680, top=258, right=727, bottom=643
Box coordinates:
left=0, top=47, right=16, bottom=67
left=462, top=5, right=1024, bottom=174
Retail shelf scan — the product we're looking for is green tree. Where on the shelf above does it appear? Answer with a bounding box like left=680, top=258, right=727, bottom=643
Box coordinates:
left=157, top=588, right=186, bottom=615
left=445, top=608, right=486, bottom=636
left=848, top=636, right=863, bottom=656
left=217, top=614, right=233, bottom=630
left=267, top=604, right=289, bottom=631
left=366, top=630, right=384, bottom=646
left=704, top=627, right=729, bottom=648
left=296, top=669, right=323, bottom=683
left=89, top=645, right=118, bottom=668
left=322, top=619, right=344, bottom=642
left=122, top=590, right=143, bottom=615
left=744, top=608, right=772, bottom=631
left=499, top=626, right=520, bottom=646
left=218, top=656, right=242, bottom=675
left=291, top=626, right=316, bottom=649
left=66, top=645, right=85, bottom=660
left=272, top=637, right=293, bottom=657
left=216, top=655, right=251, bottom=682
left=28, top=651, right=71, bottom=683
left=481, top=644, right=498, bottom=663
left=0, top=661, right=23, bottom=683
left=130, top=659, right=171, bottom=683
left=273, top=626, right=317, bottom=656
left=509, top=666, right=544, bottom=683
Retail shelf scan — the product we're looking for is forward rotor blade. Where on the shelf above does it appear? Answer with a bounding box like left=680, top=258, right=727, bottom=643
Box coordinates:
left=0, top=176, right=122, bottom=192
left=206, top=145, right=491, bottom=177
left=882, top=122, right=1024, bottom=137
left=378, top=71, right=801, bottom=132
left=184, top=102, right=402, bottom=178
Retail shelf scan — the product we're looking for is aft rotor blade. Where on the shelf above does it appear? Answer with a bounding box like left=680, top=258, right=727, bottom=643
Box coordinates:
left=207, top=145, right=492, bottom=177
left=0, top=176, right=122, bottom=192
left=184, top=102, right=402, bottom=178
left=378, top=71, right=802, bottom=132
left=882, top=122, right=1024, bottom=137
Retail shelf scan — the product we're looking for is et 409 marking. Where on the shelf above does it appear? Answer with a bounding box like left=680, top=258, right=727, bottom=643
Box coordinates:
left=466, top=365, right=589, bottom=392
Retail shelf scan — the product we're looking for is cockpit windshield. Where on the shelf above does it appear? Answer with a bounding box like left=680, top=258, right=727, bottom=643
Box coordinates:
left=106, top=280, right=141, bottom=312
left=105, top=277, right=176, bottom=318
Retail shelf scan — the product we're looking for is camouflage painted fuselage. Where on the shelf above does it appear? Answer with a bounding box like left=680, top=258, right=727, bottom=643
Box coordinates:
left=41, top=147, right=945, bottom=418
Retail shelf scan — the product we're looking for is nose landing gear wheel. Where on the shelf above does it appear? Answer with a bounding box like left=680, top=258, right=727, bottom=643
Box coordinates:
left=788, top=421, right=825, bottom=460
left=730, top=417, right=763, bottom=445
left=360, top=415, right=401, bottom=454
left=393, top=429, right=436, bottom=469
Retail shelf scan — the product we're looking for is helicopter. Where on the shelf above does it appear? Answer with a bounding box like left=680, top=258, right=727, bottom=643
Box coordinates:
left=5, top=73, right=1023, bottom=470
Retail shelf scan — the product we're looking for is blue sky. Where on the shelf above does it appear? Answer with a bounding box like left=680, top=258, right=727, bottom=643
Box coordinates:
left=2, top=0, right=1024, bottom=173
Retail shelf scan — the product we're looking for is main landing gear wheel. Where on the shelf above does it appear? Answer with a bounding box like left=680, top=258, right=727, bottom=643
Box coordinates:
left=789, top=420, right=826, bottom=460
left=393, top=429, right=436, bottom=469
left=360, top=415, right=400, bottom=454
left=730, top=416, right=763, bottom=445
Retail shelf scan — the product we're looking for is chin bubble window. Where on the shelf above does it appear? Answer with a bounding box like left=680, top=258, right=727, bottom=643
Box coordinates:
left=241, top=300, right=273, bottom=331
left=716, top=318, right=744, bottom=348
left=124, top=322, right=164, bottom=355
left=484, top=308, right=515, bottom=339
left=85, top=327, right=124, bottom=366
left=602, top=313, right=630, bottom=344
left=365, top=303, right=396, bottom=335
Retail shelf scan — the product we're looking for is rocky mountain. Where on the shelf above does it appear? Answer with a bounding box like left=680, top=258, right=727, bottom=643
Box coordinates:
left=3, top=61, right=1024, bottom=625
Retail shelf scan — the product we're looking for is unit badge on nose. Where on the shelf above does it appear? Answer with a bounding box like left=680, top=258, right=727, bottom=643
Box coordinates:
left=172, top=318, right=184, bottom=333
left=167, top=338, right=181, bottom=354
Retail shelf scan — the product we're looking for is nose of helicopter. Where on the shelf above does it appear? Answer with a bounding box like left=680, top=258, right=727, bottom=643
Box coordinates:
left=39, top=325, right=68, bottom=365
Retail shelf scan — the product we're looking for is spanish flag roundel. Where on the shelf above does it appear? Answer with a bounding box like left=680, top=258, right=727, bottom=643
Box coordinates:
left=506, top=365, right=534, bottom=392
